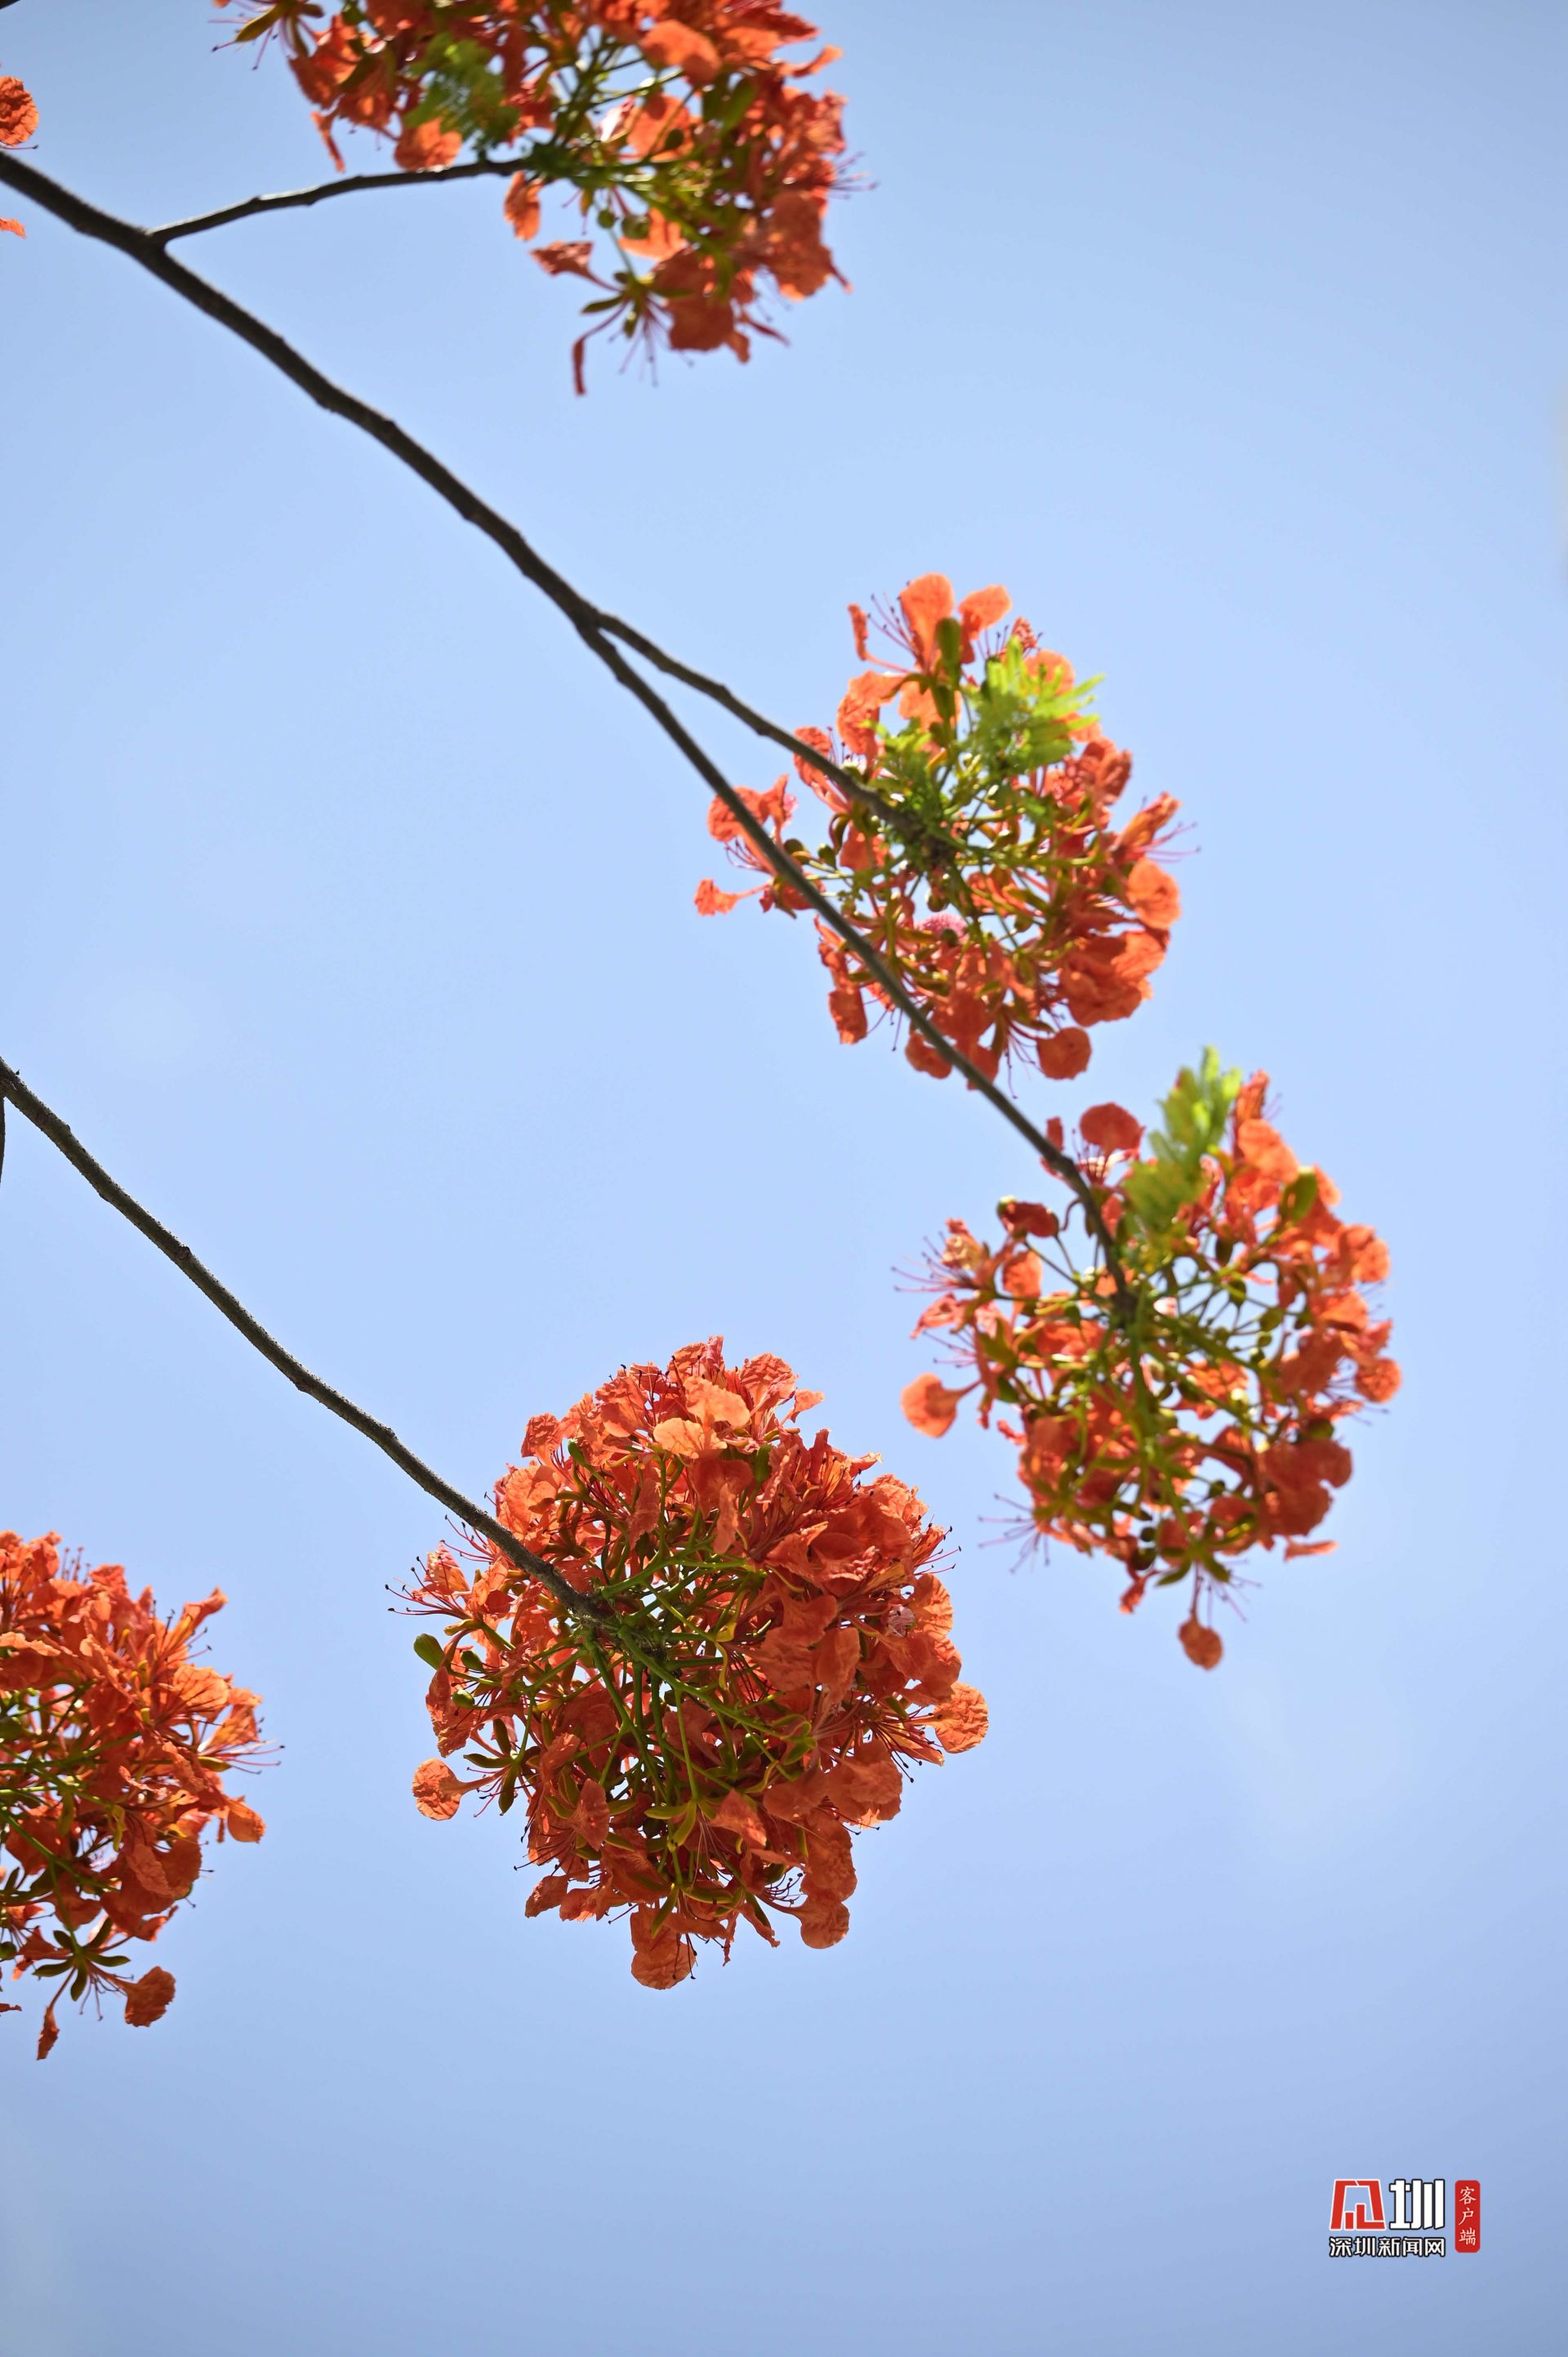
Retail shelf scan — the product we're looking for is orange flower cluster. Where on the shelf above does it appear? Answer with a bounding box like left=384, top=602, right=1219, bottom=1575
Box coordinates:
left=0, top=1531, right=267, bottom=2057
left=697, top=573, right=1182, bottom=1083
left=0, top=61, right=38, bottom=238
left=404, top=1340, right=985, bottom=1986
left=223, top=3, right=846, bottom=384
left=902, top=1057, right=1398, bottom=1666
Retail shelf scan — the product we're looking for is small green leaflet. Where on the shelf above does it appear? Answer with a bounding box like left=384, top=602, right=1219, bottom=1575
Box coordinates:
left=1121, top=1048, right=1243, bottom=1243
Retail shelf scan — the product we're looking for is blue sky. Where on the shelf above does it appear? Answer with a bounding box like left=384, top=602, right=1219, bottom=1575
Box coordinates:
left=1, top=3, right=1563, bottom=2350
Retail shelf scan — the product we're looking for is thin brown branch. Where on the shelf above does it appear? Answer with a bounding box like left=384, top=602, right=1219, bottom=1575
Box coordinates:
left=566, top=626, right=1139, bottom=1313
left=0, top=1055, right=610, bottom=1630
left=148, top=155, right=532, bottom=245
left=13, top=152, right=901, bottom=836
left=590, top=612, right=909, bottom=834
left=0, top=150, right=1137, bottom=1317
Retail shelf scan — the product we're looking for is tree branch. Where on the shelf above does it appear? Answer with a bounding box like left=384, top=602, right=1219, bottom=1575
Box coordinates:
left=0, top=149, right=1137, bottom=1316
left=0, top=1055, right=611, bottom=1630
left=148, top=155, right=533, bottom=246
left=591, top=609, right=906, bottom=832
left=561, top=614, right=1139, bottom=1311
left=7, top=153, right=902, bottom=836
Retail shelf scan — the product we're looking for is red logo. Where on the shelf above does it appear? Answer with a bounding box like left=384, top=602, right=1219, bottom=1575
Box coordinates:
left=1454, top=2181, right=1481, bottom=2253
left=1330, top=2180, right=1387, bottom=2231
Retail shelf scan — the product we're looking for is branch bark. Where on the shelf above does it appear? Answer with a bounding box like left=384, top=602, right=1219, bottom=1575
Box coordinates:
left=0, top=1055, right=610, bottom=1629
left=0, top=149, right=1138, bottom=1315
left=148, top=155, right=534, bottom=245
left=4, top=156, right=908, bottom=838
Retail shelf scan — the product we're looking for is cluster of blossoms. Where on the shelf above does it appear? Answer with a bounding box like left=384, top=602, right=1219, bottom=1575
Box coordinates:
left=697, top=573, right=1182, bottom=1084
left=0, top=1531, right=267, bottom=2057
left=0, top=61, right=38, bottom=238
left=223, top=2, right=846, bottom=384
left=404, top=1340, right=986, bottom=1986
left=901, top=1055, right=1398, bottom=1667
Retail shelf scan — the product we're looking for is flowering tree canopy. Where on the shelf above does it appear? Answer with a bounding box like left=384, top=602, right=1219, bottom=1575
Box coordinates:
left=219, top=2, right=847, bottom=383
left=405, top=1343, right=984, bottom=1985
left=0, top=5, right=1399, bottom=2045
left=0, top=1531, right=267, bottom=2056
left=697, top=574, right=1181, bottom=1084
left=902, top=1055, right=1397, bottom=1664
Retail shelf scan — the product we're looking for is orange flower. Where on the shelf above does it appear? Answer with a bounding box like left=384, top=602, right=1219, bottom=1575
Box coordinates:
left=1079, top=1103, right=1143, bottom=1155
left=401, top=1342, right=985, bottom=1983
left=121, top=1966, right=176, bottom=2028
left=411, top=1759, right=466, bottom=1820
left=1038, top=1027, right=1092, bottom=1079
left=0, top=64, right=38, bottom=237
left=0, top=72, right=38, bottom=149
left=903, top=1062, right=1396, bottom=1664
left=1178, top=1615, right=1223, bottom=1671
left=393, top=118, right=461, bottom=172
left=0, top=1532, right=268, bottom=2056
left=697, top=581, right=1183, bottom=1085
left=222, top=4, right=849, bottom=385
left=899, top=1373, right=969, bottom=1437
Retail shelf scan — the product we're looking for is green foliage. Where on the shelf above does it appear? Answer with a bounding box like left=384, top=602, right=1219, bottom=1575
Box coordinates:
left=1122, top=1048, right=1242, bottom=1245
left=968, top=639, right=1098, bottom=783
left=405, top=38, right=524, bottom=153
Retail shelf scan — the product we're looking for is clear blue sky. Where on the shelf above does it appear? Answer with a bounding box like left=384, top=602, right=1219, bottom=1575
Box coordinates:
left=2, top=4, right=1563, bottom=2350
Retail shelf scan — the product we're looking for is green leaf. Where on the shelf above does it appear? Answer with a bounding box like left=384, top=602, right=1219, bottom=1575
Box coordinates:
left=1122, top=1048, right=1244, bottom=1244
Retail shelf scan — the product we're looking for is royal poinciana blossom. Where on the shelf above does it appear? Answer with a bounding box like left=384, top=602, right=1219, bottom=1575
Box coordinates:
left=0, top=1531, right=268, bottom=2057
left=902, top=1056, right=1398, bottom=1667
left=404, top=1341, right=985, bottom=1986
left=0, top=18, right=1404, bottom=2063
left=697, top=573, right=1182, bottom=1083
left=222, top=2, right=846, bottom=384
left=0, top=61, right=38, bottom=238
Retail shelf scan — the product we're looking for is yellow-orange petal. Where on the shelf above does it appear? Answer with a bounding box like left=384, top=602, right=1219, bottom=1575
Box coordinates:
left=1080, top=1102, right=1143, bottom=1155
left=1236, top=1117, right=1298, bottom=1183
left=1178, top=1615, right=1223, bottom=1670
left=901, top=1373, right=964, bottom=1437
left=0, top=76, right=38, bottom=149
left=503, top=173, right=541, bottom=240
left=412, top=1758, right=464, bottom=1820
left=898, top=573, right=954, bottom=667
left=798, top=1897, right=850, bottom=1949
left=1125, top=858, right=1181, bottom=928
left=630, top=1929, right=695, bottom=1989
left=122, top=1967, right=176, bottom=2028
left=958, top=585, right=1010, bottom=644
left=1037, top=1027, right=1091, bottom=1079
left=932, top=1682, right=988, bottom=1753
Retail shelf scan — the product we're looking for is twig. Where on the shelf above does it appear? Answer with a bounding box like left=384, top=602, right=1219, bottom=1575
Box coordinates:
left=20, top=152, right=905, bottom=838
left=569, top=623, right=1138, bottom=1310
left=586, top=611, right=910, bottom=833
left=0, top=1055, right=611, bottom=1630
left=0, top=150, right=1137, bottom=1316
left=148, top=155, right=534, bottom=245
